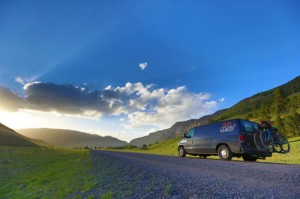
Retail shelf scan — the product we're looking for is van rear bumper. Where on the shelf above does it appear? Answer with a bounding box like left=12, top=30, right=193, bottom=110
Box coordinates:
left=239, top=147, right=272, bottom=157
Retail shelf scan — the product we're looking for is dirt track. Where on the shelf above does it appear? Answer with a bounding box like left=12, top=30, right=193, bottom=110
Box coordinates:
left=86, top=150, right=300, bottom=198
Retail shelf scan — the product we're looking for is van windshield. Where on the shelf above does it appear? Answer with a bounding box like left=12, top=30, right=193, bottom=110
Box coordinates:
left=186, top=128, right=195, bottom=138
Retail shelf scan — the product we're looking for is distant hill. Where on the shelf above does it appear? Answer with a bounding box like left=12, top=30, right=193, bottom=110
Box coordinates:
left=17, top=128, right=128, bottom=148
left=130, top=109, right=227, bottom=147
left=130, top=76, right=300, bottom=147
left=0, top=123, right=37, bottom=147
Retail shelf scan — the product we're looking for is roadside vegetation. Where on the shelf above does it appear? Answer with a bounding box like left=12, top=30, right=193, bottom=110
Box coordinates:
left=0, top=146, right=94, bottom=198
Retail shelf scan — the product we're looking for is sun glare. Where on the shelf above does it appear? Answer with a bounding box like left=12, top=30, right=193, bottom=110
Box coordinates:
left=0, top=110, right=41, bottom=130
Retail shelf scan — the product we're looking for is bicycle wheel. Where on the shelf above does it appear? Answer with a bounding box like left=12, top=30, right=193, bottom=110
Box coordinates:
left=272, top=141, right=282, bottom=153
left=254, top=132, right=264, bottom=150
left=260, top=131, right=273, bottom=152
left=277, top=133, right=290, bottom=153
left=272, top=133, right=282, bottom=153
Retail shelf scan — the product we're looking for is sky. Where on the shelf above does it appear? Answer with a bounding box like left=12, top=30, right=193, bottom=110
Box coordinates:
left=0, top=0, right=299, bottom=142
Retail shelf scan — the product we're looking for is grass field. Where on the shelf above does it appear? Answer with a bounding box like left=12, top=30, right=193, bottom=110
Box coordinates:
left=263, top=136, right=300, bottom=164
left=0, top=146, right=94, bottom=198
left=108, top=137, right=300, bottom=164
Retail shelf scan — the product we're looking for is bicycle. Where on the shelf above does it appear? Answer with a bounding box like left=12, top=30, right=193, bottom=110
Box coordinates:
left=259, top=126, right=290, bottom=154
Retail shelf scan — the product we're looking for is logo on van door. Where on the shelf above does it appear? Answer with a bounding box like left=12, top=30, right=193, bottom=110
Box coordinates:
left=220, top=121, right=236, bottom=133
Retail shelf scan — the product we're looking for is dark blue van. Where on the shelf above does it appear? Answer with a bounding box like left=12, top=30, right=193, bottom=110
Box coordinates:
left=178, top=119, right=272, bottom=161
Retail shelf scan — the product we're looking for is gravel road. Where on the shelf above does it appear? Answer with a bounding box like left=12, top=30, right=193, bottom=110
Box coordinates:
left=87, top=150, right=300, bottom=199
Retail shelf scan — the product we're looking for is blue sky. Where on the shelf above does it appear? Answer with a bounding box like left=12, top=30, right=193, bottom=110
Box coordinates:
left=0, top=0, right=299, bottom=141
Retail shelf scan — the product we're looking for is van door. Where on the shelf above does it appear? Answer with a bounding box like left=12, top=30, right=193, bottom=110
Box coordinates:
left=241, top=120, right=258, bottom=148
left=194, top=123, right=220, bottom=154
left=192, top=135, right=211, bottom=154
left=183, top=128, right=196, bottom=153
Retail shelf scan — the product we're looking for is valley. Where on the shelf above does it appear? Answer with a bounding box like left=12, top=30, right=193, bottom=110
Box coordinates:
left=1, top=76, right=300, bottom=198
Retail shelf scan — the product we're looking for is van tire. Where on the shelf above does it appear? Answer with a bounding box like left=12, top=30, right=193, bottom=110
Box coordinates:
left=178, top=146, right=186, bottom=157
left=218, top=145, right=233, bottom=161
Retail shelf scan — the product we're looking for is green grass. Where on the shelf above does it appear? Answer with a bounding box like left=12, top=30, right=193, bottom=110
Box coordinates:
left=164, top=182, right=175, bottom=195
left=0, top=146, right=94, bottom=198
left=0, top=138, right=298, bottom=198
left=260, top=137, right=300, bottom=164
left=107, top=136, right=300, bottom=164
left=105, top=137, right=181, bottom=156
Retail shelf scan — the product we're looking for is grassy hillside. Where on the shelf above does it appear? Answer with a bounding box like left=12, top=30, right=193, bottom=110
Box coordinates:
left=18, top=128, right=128, bottom=148
left=220, top=76, right=300, bottom=119
left=213, top=76, right=300, bottom=133
left=0, top=123, right=36, bottom=147
left=0, top=146, right=94, bottom=198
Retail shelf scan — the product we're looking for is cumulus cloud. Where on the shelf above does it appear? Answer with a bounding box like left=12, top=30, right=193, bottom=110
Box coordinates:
left=102, top=83, right=218, bottom=129
left=139, top=62, right=148, bottom=70
left=121, top=85, right=218, bottom=129
left=0, top=81, right=220, bottom=129
left=23, top=82, right=123, bottom=117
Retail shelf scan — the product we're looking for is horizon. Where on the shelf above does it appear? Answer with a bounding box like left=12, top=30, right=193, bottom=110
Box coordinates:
left=0, top=1, right=300, bottom=142
left=2, top=75, right=298, bottom=143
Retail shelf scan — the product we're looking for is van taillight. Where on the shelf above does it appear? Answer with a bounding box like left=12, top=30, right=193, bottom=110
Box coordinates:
left=239, top=135, right=246, bottom=142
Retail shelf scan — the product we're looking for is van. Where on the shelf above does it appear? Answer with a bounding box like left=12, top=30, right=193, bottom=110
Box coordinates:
left=177, top=119, right=272, bottom=161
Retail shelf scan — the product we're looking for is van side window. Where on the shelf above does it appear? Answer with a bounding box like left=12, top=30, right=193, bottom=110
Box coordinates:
left=194, top=128, right=201, bottom=138
left=186, top=128, right=195, bottom=138
left=200, top=123, right=219, bottom=135
left=242, top=121, right=254, bottom=133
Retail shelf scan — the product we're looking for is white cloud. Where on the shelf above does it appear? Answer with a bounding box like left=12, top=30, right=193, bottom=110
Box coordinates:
left=15, top=77, right=26, bottom=85
left=15, top=75, right=39, bottom=85
left=139, top=62, right=148, bottom=70
left=219, top=98, right=225, bottom=102
left=112, top=83, right=219, bottom=129
left=1, top=81, right=221, bottom=131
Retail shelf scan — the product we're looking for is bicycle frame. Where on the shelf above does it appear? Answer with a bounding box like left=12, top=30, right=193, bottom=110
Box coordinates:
left=259, top=127, right=289, bottom=153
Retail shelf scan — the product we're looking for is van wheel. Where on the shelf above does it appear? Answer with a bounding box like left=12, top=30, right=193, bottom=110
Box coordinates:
left=218, top=145, right=233, bottom=161
left=178, top=146, right=186, bottom=157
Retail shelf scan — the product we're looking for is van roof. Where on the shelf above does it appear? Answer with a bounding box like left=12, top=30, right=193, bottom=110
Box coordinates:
left=194, top=119, right=257, bottom=129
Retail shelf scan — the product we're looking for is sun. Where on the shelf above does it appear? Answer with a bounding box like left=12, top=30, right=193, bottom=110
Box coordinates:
left=0, top=110, right=40, bottom=130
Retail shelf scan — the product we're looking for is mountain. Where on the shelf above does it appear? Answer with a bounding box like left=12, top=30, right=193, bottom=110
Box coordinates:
left=130, top=76, right=300, bottom=147
left=0, top=123, right=37, bottom=147
left=214, top=76, right=300, bottom=120
left=130, top=109, right=227, bottom=147
left=17, top=128, right=128, bottom=148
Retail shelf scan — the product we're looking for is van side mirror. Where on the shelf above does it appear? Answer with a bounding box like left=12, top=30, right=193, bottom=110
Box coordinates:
left=183, top=133, right=191, bottom=138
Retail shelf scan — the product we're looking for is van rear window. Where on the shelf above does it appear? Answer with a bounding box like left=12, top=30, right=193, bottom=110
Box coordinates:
left=242, top=121, right=255, bottom=133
